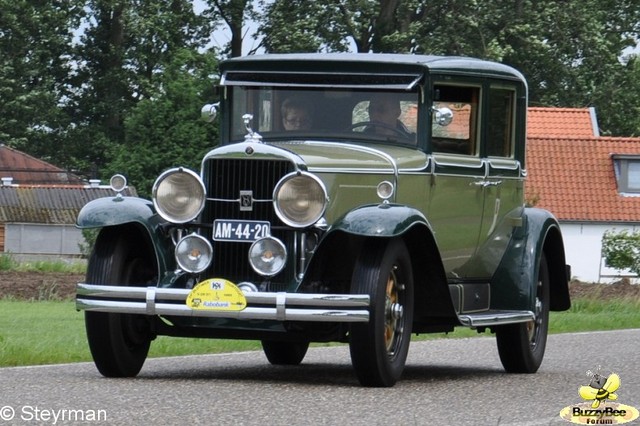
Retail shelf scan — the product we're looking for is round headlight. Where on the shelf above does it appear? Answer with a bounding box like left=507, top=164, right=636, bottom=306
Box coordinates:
left=248, top=237, right=287, bottom=277
left=152, top=168, right=205, bottom=223
left=273, top=172, right=327, bottom=228
left=175, top=233, right=213, bottom=273
left=376, top=181, right=394, bottom=201
left=110, top=174, right=127, bottom=193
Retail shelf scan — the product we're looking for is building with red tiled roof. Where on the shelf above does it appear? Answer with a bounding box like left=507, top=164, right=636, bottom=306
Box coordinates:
left=0, top=144, right=83, bottom=185
left=527, top=107, right=600, bottom=139
left=0, top=145, right=135, bottom=260
left=526, top=108, right=640, bottom=282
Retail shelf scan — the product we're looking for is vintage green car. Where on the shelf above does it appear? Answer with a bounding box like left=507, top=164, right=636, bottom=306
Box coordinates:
left=76, top=53, right=570, bottom=387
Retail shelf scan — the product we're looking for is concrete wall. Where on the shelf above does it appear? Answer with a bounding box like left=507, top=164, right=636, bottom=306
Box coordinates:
left=3, top=223, right=85, bottom=260
left=560, top=222, right=640, bottom=283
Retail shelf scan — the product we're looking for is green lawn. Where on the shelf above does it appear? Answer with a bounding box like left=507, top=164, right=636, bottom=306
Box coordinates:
left=1, top=296, right=639, bottom=367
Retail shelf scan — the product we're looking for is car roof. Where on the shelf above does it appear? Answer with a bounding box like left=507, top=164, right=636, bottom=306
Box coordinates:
left=220, top=53, right=526, bottom=83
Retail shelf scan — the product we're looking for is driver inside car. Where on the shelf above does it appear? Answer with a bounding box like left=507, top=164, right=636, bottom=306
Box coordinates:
left=366, top=93, right=414, bottom=138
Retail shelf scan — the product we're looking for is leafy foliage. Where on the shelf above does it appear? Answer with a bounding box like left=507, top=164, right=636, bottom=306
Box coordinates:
left=106, top=49, right=220, bottom=198
left=0, top=0, right=83, bottom=162
left=602, top=229, right=640, bottom=275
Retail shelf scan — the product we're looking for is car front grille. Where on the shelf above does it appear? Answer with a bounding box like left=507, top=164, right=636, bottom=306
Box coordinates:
left=201, top=158, right=296, bottom=290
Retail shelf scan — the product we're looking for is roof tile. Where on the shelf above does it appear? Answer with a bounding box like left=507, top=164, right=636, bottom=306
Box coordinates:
left=526, top=136, right=640, bottom=222
left=0, top=144, right=83, bottom=185
left=527, top=107, right=598, bottom=138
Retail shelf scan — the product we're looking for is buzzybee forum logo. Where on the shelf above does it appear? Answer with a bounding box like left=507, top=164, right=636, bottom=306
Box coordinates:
left=559, top=367, right=639, bottom=424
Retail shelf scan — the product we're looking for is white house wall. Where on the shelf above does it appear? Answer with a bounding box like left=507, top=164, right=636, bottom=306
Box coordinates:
left=560, top=222, right=640, bottom=283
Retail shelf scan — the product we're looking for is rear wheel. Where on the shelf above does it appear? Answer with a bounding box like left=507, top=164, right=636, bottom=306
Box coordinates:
left=349, top=238, right=414, bottom=387
left=261, top=341, right=310, bottom=365
left=496, top=252, right=550, bottom=373
left=85, top=228, right=156, bottom=377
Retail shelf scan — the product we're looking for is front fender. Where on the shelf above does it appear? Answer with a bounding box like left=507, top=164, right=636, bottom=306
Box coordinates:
left=77, top=196, right=176, bottom=282
left=302, top=203, right=456, bottom=326
left=77, top=196, right=158, bottom=229
left=330, top=203, right=431, bottom=237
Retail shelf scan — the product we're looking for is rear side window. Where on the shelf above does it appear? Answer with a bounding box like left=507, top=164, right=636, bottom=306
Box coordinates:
left=486, top=87, right=515, bottom=158
left=431, top=85, right=480, bottom=155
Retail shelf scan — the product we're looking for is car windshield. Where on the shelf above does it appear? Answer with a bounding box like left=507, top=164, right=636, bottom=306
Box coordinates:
left=229, top=87, right=419, bottom=145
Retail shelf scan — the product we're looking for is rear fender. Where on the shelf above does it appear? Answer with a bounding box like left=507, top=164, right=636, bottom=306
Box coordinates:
left=491, top=207, right=570, bottom=312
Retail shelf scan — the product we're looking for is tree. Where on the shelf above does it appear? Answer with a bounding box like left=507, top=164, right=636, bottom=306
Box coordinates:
left=106, top=49, right=220, bottom=198
left=257, top=0, right=419, bottom=53
left=204, top=0, right=257, bottom=57
left=0, top=0, right=82, bottom=166
left=69, top=0, right=212, bottom=178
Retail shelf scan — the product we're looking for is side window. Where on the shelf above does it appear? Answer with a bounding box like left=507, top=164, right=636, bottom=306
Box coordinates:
left=432, top=85, right=480, bottom=155
left=486, top=87, right=515, bottom=158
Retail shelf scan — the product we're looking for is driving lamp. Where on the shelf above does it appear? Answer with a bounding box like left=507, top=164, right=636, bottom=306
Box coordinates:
left=175, top=233, right=213, bottom=273
left=248, top=237, right=287, bottom=276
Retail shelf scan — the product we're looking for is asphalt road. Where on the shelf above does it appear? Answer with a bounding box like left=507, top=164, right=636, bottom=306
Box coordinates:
left=1, top=329, right=639, bottom=426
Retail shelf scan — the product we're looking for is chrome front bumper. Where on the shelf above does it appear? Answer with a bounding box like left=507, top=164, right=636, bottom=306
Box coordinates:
left=76, top=284, right=370, bottom=323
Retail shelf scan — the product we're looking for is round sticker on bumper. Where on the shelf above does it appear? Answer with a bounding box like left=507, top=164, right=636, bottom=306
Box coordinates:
left=186, top=278, right=247, bottom=311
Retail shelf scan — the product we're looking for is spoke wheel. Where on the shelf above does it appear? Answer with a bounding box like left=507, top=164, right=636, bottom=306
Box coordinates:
left=349, top=239, right=414, bottom=387
left=261, top=341, right=310, bottom=365
left=496, top=252, right=550, bottom=373
left=85, top=228, right=156, bottom=377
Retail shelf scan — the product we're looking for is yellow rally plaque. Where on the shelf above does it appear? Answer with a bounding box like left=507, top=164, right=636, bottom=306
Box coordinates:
left=186, top=278, right=247, bottom=311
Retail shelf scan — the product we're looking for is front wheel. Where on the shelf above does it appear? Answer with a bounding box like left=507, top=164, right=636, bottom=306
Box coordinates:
left=496, top=252, right=550, bottom=373
left=349, top=238, right=414, bottom=387
left=84, top=228, right=156, bottom=377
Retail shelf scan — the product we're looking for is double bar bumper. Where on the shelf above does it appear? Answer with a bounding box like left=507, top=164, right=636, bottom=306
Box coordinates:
left=76, top=283, right=370, bottom=323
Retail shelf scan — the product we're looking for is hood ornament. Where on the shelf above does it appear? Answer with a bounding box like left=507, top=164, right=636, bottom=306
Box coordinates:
left=243, top=114, right=262, bottom=143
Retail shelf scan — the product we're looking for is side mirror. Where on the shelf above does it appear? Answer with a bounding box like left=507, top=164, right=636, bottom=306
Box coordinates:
left=201, top=102, right=219, bottom=123
left=432, top=106, right=453, bottom=126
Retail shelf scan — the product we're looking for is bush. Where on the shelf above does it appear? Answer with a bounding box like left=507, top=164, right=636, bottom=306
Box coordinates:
left=601, top=230, right=640, bottom=275
left=0, top=253, right=18, bottom=271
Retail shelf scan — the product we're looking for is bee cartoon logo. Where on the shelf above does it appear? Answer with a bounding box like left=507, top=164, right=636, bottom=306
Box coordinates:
left=559, top=367, right=639, bottom=424
left=579, top=369, right=620, bottom=408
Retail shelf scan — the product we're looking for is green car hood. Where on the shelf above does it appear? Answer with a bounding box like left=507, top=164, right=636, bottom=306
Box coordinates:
left=269, top=141, right=429, bottom=172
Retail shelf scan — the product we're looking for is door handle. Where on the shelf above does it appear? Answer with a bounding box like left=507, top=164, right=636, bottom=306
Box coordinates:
left=472, top=180, right=503, bottom=187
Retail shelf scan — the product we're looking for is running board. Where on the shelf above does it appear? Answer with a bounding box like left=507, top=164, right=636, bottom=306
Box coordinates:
left=458, top=310, right=535, bottom=327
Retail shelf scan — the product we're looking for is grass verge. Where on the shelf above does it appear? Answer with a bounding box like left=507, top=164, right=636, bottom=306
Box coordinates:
left=1, top=296, right=639, bottom=367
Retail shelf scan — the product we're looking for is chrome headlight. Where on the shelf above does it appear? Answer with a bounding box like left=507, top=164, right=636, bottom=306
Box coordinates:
left=248, top=237, right=287, bottom=276
left=152, top=168, right=205, bottom=223
left=175, top=233, right=213, bottom=273
left=110, top=174, right=127, bottom=193
left=273, top=172, right=327, bottom=228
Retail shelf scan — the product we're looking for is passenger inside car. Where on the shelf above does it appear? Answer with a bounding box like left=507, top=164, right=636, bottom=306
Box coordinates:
left=366, top=93, right=414, bottom=139
left=281, top=97, right=313, bottom=131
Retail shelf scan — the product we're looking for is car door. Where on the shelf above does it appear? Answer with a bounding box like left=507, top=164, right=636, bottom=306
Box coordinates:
left=473, top=84, right=525, bottom=280
left=428, top=83, right=485, bottom=279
